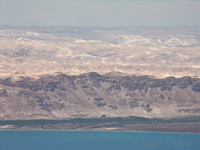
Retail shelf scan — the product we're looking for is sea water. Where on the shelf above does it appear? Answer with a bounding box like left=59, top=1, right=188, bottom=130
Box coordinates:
left=0, top=130, right=199, bottom=150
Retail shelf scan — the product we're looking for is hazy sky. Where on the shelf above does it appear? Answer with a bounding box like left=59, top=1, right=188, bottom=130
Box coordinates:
left=1, top=0, right=200, bottom=27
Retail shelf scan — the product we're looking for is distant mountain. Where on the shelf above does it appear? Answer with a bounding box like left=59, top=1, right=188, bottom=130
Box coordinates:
left=0, top=26, right=200, bottom=78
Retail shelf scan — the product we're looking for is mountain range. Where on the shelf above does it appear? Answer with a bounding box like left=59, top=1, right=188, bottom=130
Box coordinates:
left=0, top=26, right=200, bottom=120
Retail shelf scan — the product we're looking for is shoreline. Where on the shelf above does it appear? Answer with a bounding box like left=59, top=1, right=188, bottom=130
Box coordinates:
left=1, top=122, right=200, bottom=133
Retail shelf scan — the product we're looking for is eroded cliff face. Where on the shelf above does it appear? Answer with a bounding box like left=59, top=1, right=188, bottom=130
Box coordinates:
left=0, top=72, right=200, bottom=120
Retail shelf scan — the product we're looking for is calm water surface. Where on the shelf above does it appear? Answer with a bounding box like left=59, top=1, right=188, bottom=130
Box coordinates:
left=0, top=130, right=200, bottom=150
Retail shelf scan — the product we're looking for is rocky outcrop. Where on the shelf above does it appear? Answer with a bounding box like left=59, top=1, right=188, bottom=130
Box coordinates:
left=192, top=83, right=200, bottom=92
left=0, top=89, right=7, bottom=97
left=0, top=72, right=200, bottom=120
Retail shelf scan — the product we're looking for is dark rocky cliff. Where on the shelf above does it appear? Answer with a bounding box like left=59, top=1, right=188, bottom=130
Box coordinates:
left=0, top=72, right=200, bottom=120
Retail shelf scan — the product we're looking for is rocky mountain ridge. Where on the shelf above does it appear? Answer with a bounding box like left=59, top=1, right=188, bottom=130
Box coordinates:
left=0, top=72, right=200, bottom=120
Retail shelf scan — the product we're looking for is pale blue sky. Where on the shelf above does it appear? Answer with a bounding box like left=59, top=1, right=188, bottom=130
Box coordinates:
left=1, top=0, right=200, bottom=27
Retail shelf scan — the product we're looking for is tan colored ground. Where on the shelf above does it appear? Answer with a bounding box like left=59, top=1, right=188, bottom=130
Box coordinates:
left=1, top=122, right=200, bottom=133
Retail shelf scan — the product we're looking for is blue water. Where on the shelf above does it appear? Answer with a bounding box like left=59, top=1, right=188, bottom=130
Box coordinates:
left=0, top=130, right=200, bottom=150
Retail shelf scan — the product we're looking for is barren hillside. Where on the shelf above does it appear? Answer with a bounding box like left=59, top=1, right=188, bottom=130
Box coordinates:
left=0, top=26, right=200, bottom=120
left=1, top=26, right=200, bottom=78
